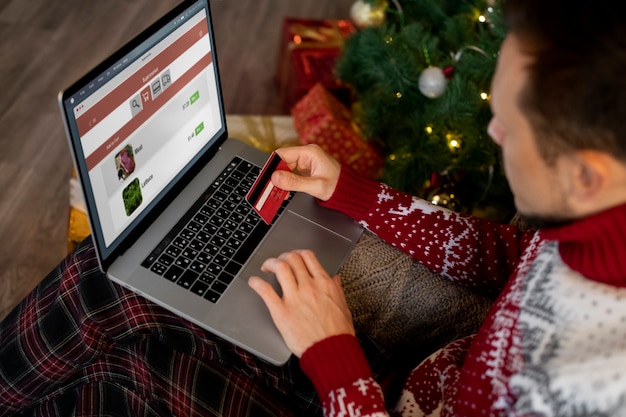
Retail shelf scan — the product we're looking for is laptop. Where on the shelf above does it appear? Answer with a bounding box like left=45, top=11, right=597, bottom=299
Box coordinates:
left=58, top=0, right=363, bottom=365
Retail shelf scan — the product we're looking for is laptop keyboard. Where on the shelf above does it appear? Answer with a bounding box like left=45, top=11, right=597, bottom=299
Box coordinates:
left=141, top=157, right=290, bottom=303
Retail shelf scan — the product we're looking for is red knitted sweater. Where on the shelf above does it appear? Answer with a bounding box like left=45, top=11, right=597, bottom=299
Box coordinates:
left=300, top=167, right=626, bottom=417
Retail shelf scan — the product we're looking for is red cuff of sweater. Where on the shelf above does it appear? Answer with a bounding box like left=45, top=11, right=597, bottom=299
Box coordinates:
left=300, top=334, right=373, bottom=397
left=318, top=166, right=381, bottom=220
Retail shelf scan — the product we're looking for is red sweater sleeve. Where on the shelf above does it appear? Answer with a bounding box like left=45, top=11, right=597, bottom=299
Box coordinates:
left=320, top=167, right=530, bottom=298
left=300, top=334, right=389, bottom=417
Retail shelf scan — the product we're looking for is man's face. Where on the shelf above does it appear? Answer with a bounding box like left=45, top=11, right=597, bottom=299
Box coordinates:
left=488, top=35, right=574, bottom=225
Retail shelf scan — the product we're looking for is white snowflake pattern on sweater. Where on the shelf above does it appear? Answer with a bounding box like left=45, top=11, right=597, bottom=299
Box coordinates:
left=324, top=378, right=388, bottom=417
left=510, top=242, right=626, bottom=416
left=355, top=183, right=520, bottom=298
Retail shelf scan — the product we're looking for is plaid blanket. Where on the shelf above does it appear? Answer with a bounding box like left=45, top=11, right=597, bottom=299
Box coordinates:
left=0, top=233, right=475, bottom=416
left=0, top=240, right=323, bottom=416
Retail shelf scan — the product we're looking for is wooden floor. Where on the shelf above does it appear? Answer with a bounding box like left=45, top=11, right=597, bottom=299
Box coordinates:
left=0, top=0, right=354, bottom=319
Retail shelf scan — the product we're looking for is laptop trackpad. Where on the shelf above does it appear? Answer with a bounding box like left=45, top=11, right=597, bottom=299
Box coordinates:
left=239, top=211, right=353, bottom=286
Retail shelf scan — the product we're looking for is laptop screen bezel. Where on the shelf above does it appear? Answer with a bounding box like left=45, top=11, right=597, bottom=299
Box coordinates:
left=58, top=0, right=228, bottom=270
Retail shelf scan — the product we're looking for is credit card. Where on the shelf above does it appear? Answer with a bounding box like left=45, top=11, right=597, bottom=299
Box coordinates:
left=246, top=151, right=290, bottom=224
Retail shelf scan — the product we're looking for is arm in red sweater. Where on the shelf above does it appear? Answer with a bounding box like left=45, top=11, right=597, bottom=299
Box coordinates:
left=320, top=167, right=532, bottom=297
left=300, top=334, right=389, bottom=417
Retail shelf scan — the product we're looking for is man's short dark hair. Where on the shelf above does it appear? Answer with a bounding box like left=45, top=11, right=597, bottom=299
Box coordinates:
left=503, top=0, right=626, bottom=165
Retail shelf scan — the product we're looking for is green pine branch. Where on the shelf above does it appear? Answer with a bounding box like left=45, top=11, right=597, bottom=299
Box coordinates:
left=337, top=0, right=513, bottom=219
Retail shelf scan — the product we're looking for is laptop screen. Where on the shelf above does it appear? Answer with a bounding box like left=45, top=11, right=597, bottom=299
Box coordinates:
left=60, top=0, right=225, bottom=261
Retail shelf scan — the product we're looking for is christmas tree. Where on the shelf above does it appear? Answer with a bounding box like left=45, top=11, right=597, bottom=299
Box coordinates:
left=336, top=0, right=513, bottom=220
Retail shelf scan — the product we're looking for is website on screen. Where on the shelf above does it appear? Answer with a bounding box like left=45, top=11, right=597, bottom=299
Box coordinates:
left=72, top=9, right=221, bottom=246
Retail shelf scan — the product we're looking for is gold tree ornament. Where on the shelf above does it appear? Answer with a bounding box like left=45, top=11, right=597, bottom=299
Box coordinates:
left=350, top=0, right=388, bottom=29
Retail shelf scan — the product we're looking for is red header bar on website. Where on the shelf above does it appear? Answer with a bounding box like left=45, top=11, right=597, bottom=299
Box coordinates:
left=76, top=18, right=207, bottom=138
left=85, top=51, right=212, bottom=171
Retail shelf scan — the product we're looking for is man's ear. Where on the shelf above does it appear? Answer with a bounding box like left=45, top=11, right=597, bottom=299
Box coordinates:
left=574, top=151, right=606, bottom=197
left=565, top=150, right=617, bottom=211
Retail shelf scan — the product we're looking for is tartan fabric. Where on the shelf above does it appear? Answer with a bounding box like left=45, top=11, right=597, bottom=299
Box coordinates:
left=0, top=240, right=322, bottom=417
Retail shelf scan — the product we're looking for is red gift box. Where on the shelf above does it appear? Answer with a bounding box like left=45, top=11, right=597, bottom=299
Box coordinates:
left=292, top=83, right=384, bottom=179
left=276, top=18, right=355, bottom=113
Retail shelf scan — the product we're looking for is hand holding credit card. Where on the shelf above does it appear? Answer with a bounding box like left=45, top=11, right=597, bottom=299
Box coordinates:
left=246, top=151, right=291, bottom=224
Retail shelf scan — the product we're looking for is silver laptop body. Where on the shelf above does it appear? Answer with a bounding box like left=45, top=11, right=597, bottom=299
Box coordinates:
left=58, top=0, right=363, bottom=365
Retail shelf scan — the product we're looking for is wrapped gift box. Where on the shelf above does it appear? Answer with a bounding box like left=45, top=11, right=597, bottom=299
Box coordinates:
left=292, top=83, right=384, bottom=179
left=226, top=114, right=300, bottom=152
left=275, top=18, right=355, bottom=113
